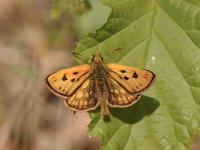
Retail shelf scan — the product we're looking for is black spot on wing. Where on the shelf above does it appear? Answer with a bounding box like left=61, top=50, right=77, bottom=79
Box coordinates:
left=120, top=70, right=126, bottom=73
left=73, top=72, right=79, bottom=75
left=132, top=72, right=138, bottom=78
left=71, top=78, right=75, bottom=82
left=124, top=76, right=129, bottom=80
left=62, top=74, right=68, bottom=81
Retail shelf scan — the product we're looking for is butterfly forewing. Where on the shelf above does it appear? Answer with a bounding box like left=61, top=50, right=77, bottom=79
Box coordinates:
left=64, top=79, right=98, bottom=111
left=107, top=63, right=155, bottom=94
left=46, top=64, right=90, bottom=98
left=106, top=76, right=141, bottom=107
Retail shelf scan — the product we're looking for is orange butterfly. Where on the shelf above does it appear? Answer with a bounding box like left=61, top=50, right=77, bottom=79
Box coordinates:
left=46, top=53, right=155, bottom=115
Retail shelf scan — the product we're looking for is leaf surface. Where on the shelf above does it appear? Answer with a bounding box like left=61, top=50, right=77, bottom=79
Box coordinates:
left=76, top=0, right=200, bottom=149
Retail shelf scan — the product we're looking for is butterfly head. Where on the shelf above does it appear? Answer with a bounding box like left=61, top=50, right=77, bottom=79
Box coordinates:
left=91, top=53, right=103, bottom=64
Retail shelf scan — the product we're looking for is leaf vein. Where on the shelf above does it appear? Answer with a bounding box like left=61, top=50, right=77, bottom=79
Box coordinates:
left=158, top=3, right=200, bottom=50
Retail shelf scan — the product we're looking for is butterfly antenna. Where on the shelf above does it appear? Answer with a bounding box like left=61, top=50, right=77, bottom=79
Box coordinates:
left=72, top=52, right=88, bottom=64
left=111, top=48, right=122, bottom=54
left=104, top=48, right=122, bottom=56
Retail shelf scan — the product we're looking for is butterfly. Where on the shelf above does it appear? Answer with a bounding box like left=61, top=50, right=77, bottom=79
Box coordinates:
left=46, top=53, right=155, bottom=115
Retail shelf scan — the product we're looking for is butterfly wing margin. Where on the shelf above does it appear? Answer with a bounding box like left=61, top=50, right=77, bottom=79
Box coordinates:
left=46, top=64, right=90, bottom=98
left=106, top=63, right=155, bottom=94
left=105, top=76, right=141, bottom=107
left=64, top=79, right=99, bottom=112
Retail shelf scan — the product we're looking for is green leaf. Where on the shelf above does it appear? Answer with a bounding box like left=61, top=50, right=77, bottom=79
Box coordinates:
left=75, top=0, right=200, bottom=149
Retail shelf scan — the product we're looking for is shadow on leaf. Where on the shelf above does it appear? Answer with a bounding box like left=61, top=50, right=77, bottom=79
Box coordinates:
left=89, top=95, right=159, bottom=124
left=109, top=95, right=159, bottom=124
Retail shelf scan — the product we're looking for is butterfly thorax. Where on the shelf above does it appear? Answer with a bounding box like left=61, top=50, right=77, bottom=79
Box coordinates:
left=90, top=54, right=108, bottom=78
left=91, top=64, right=107, bottom=78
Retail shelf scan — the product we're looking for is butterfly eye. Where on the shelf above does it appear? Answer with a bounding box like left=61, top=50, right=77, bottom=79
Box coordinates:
left=91, top=55, right=95, bottom=62
left=100, top=56, right=104, bottom=61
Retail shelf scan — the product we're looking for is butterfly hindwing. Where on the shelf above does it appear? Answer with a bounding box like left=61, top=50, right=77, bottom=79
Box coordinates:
left=46, top=64, right=90, bottom=98
left=106, top=76, right=141, bottom=107
left=107, top=63, right=155, bottom=94
left=64, top=79, right=98, bottom=111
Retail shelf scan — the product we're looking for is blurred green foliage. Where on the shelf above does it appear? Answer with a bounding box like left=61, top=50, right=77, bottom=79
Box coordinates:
left=51, top=0, right=91, bottom=18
